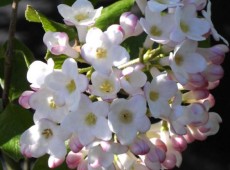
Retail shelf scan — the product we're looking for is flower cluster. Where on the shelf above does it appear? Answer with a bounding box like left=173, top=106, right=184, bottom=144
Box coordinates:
left=19, top=0, right=229, bottom=169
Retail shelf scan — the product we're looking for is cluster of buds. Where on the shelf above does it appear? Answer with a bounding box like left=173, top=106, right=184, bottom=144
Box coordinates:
left=19, top=0, right=228, bottom=169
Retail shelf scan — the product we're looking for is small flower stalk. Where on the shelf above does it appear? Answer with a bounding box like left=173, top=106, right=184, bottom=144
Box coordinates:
left=19, top=0, right=228, bottom=169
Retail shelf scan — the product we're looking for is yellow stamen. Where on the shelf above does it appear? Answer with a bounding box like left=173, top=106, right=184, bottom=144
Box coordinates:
left=149, top=91, right=159, bottom=101
left=66, top=79, right=76, bottom=93
left=119, top=110, right=133, bottom=124
left=42, top=129, right=53, bottom=139
left=85, top=112, right=97, bottom=126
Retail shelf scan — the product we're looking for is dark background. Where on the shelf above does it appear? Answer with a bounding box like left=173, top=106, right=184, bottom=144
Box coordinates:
left=0, top=0, right=230, bottom=169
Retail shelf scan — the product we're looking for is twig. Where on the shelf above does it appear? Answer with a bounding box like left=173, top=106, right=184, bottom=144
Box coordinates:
left=2, top=0, right=19, bottom=108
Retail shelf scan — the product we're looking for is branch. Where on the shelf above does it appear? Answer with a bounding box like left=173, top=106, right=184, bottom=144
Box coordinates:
left=2, top=0, right=19, bottom=108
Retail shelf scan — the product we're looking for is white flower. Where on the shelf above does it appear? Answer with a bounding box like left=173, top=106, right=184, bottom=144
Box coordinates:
left=202, top=1, right=229, bottom=46
left=140, top=5, right=175, bottom=44
left=27, top=58, right=54, bottom=89
left=57, top=0, right=102, bottom=27
left=144, top=73, right=177, bottom=119
left=88, top=143, right=114, bottom=169
left=120, top=67, right=147, bottom=95
left=43, top=31, right=79, bottom=58
left=170, top=4, right=210, bottom=42
left=62, top=94, right=112, bottom=146
left=29, top=87, right=69, bottom=123
left=198, top=112, right=222, bottom=136
left=57, top=0, right=103, bottom=42
left=81, top=27, right=130, bottom=75
left=44, top=58, right=88, bottom=111
left=148, top=0, right=181, bottom=12
left=90, top=71, right=120, bottom=100
left=169, top=40, right=207, bottom=85
left=116, top=151, right=149, bottom=170
left=108, top=95, right=150, bottom=145
left=20, top=119, right=69, bottom=159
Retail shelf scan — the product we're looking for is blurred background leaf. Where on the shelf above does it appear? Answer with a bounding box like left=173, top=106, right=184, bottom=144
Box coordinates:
left=0, top=103, right=33, bottom=161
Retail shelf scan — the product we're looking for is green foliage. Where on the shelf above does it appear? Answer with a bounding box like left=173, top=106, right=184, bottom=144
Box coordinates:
left=95, top=0, right=135, bottom=30
left=32, top=155, right=69, bottom=170
left=45, top=51, right=68, bottom=69
left=0, top=103, right=33, bottom=161
left=122, top=33, right=147, bottom=60
left=0, top=39, right=35, bottom=101
left=0, top=0, right=12, bottom=7
left=25, top=5, right=77, bottom=41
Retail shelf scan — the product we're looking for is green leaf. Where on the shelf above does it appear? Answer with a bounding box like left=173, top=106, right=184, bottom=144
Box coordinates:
left=122, top=33, right=147, bottom=59
left=14, top=38, right=35, bottom=67
left=32, top=155, right=69, bottom=170
left=95, top=0, right=135, bottom=30
left=0, top=42, right=32, bottom=101
left=9, top=50, right=31, bottom=100
left=0, top=103, right=33, bottom=161
left=198, top=37, right=210, bottom=48
left=0, top=0, right=12, bottom=7
left=25, top=5, right=77, bottom=41
left=45, top=51, right=68, bottom=69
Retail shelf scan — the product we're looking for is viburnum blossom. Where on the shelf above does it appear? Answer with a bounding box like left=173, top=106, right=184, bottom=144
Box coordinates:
left=20, top=119, right=69, bottom=159
left=81, top=27, right=130, bottom=75
left=43, top=31, right=79, bottom=58
left=44, top=58, right=88, bottom=111
left=57, top=0, right=103, bottom=42
left=108, top=95, right=151, bottom=145
left=61, top=94, right=112, bottom=146
left=18, top=0, right=229, bottom=169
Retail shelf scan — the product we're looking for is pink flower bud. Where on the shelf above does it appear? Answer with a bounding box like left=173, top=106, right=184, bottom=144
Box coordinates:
left=69, top=136, right=84, bottom=153
left=43, top=31, right=78, bottom=58
left=183, top=130, right=195, bottom=143
left=154, top=138, right=167, bottom=153
left=198, top=112, right=222, bottom=136
left=162, top=153, right=177, bottom=169
left=187, top=125, right=207, bottom=141
left=171, top=136, right=187, bottom=152
left=77, top=160, right=88, bottom=170
left=66, top=151, right=83, bottom=169
left=202, top=64, right=224, bottom=82
left=18, top=91, right=34, bottom=109
left=129, top=137, right=150, bottom=155
left=146, top=146, right=166, bottom=163
left=209, top=44, right=229, bottom=64
left=182, top=90, right=209, bottom=103
left=187, top=103, right=208, bottom=126
left=187, top=73, right=208, bottom=89
left=48, top=155, right=64, bottom=169
left=106, top=24, right=125, bottom=44
left=120, top=12, right=143, bottom=39
left=20, top=144, right=32, bottom=158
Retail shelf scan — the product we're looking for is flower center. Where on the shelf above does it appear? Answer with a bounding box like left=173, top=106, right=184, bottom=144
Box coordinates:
left=174, top=55, right=184, bottom=66
left=100, top=80, right=114, bottom=93
left=66, top=79, right=76, bottom=93
left=180, top=21, right=190, bottom=33
left=149, top=91, right=159, bottom=101
left=119, top=110, right=133, bottom=124
left=47, top=97, right=57, bottom=109
left=85, top=112, right=97, bottom=126
left=42, top=128, right=53, bottom=139
left=75, top=13, right=88, bottom=22
left=150, top=26, right=162, bottom=36
left=96, top=48, right=107, bottom=59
